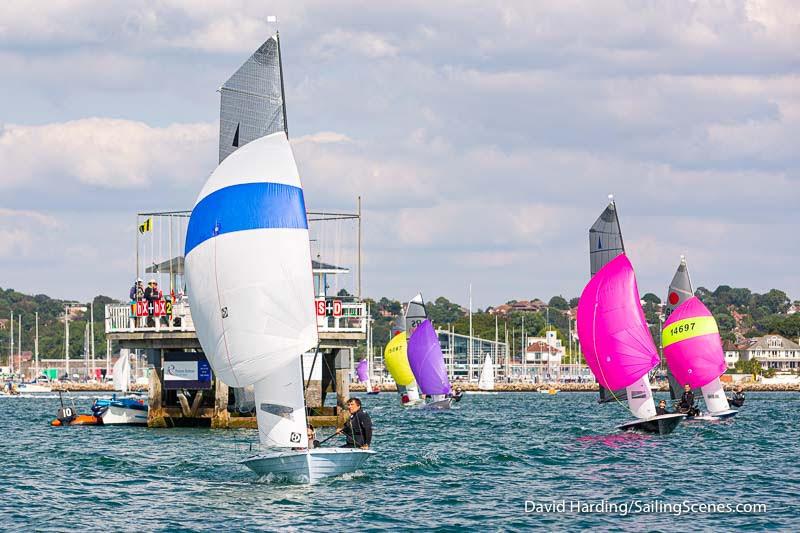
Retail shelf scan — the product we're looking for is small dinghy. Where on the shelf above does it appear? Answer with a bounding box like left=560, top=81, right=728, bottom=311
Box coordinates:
left=576, top=197, right=684, bottom=435
left=91, top=352, right=148, bottom=425
left=242, top=448, right=375, bottom=483
left=408, top=319, right=454, bottom=411
left=184, top=30, right=374, bottom=483
left=661, top=257, right=738, bottom=421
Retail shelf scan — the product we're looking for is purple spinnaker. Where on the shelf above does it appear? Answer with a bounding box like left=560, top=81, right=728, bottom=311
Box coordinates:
left=577, top=254, right=660, bottom=390
left=407, top=320, right=451, bottom=395
left=356, top=359, right=369, bottom=383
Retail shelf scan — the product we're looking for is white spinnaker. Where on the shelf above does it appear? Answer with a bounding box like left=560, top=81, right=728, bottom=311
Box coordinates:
left=478, top=354, right=495, bottom=390
left=185, top=132, right=318, bottom=388
left=405, top=383, right=421, bottom=402
left=112, top=351, right=130, bottom=393
left=254, top=358, right=308, bottom=448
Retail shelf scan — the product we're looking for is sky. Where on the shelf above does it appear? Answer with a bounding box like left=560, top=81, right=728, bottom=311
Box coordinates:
left=1, top=0, right=798, bottom=309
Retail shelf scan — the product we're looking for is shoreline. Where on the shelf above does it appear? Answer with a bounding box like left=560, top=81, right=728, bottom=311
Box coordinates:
left=351, top=382, right=800, bottom=393
left=45, top=382, right=800, bottom=393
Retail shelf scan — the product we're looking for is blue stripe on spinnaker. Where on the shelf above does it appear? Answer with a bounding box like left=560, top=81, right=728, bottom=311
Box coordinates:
left=185, top=182, right=308, bottom=255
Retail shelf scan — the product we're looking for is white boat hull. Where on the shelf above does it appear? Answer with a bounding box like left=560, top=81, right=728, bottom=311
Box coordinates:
left=17, top=384, right=52, bottom=393
left=100, top=405, right=149, bottom=425
left=241, top=448, right=375, bottom=483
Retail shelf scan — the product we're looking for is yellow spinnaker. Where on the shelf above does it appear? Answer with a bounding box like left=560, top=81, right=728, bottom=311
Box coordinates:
left=662, top=315, right=719, bottom=348
left=384, top=332, right=415, bottom=386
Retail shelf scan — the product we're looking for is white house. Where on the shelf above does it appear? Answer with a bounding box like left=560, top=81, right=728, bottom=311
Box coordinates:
left=741, top=335, right=800, bottom=371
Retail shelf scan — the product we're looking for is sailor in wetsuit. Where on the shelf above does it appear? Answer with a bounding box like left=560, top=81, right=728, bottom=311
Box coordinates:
left=656, top=399, right=670, bottom=416
left=677, top=384, right=700, bottom=416
left=336, top=398, right=373, bottom=449
left=451, top=387, right=464, bottom=403
left=729, top=384, right=745, bottom=408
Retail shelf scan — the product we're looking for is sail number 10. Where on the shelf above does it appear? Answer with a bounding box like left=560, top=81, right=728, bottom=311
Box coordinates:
left=669, top=322, right=696, bottom=336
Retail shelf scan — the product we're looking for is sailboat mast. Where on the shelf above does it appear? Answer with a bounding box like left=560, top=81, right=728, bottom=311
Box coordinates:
left=65, top=305, right=70, bottom=378
left=35, top=312, right=39, bottom=378
left=18, top=316, right=22, bottom=376
left=276, top=31, right=289, bottom=137
left=9, top=311, right=13, bottom=374
left=468, top=283, right=473, bottom=381
left=610, top=194, right=625, bottom=253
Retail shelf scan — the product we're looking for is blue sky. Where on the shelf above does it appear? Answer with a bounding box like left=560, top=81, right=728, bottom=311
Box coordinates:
left=1, top=1, right=798, bottom=308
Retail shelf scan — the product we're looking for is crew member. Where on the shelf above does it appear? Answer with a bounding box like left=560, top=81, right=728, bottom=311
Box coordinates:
left=656, top=399, right=670, bottom=415
left=451, top=387, right=464, bottom=403
left=678, top=384, right=699, bottom=416
left=729, top=384, right=745, bottom=408
left=336, top=398, right=372, bottom=449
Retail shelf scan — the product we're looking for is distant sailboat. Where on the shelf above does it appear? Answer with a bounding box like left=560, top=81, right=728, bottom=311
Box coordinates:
left=356, top=359, right=378, bottom=395
left=384, top=330, right=423, bottom=407
left=407, top=320, right=453, bottom=410
left=91, top=351, right=148, bottom=425
left=184, top=30, right=373, bottom=482
left=475, top=354, right=498, bottom=394
left=405, top=293, right=427, bottom=335
left=577, top=197, right=684, bottom=434
left=662, top=257, right=737, bottom=420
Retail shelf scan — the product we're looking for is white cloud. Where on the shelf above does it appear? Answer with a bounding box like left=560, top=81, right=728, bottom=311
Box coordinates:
left=0, top=119, right=215, bottom=190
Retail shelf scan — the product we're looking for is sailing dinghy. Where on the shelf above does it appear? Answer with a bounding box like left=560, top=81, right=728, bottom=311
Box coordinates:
left=467, top=354, right=499, bottom=395
left=184, top=32, right=373, bottom=483
left=662, top=258, right=737, bottom=420
left=384, top=330, right=423, bottom=407
left=91, top=351, right=148, bottom=425
left=357, top=359, right=379, bottom=395
left=577, top=198, right=684, bottom=435
left=407, top=320, right=453, bottom=410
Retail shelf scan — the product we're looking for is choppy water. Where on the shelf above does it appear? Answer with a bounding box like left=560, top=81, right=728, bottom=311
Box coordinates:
left=1, top=391, right=797, bottom=531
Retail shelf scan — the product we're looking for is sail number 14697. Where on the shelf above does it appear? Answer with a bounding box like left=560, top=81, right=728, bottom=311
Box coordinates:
left=669, top=322, right=695, bottom=336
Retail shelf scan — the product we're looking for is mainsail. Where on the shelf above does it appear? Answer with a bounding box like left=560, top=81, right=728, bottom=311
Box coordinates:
left=588, top=197, right=628, bottom=403
left=405, top=293, right=428, bottom=336
left=112, top=351, right=130, bottom=393
left=577, top=254, right=660, bottom=419
left=185, top=132, right=317, bottom=448
left=219, top=34, right=287, bottom=163
left=478, top=354, right=495, bottom=391
left=589, top=199, right=624, bottom=277
left=407, top=320, right=451, bottom=396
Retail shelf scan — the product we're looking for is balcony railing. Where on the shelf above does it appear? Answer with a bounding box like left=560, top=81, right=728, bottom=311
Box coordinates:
left=105, top=299, right=367, bottom=335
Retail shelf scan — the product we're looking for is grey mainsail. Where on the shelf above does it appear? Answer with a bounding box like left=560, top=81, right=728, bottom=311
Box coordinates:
left=589, top=200, right=625, bottom=277
left=588, top=197, right=628, bottom=403
left=405, top=293, right=428, bottom=335
left=218, top=34, right=288, bottom=163
left=663, top=256, right=698, bottom=400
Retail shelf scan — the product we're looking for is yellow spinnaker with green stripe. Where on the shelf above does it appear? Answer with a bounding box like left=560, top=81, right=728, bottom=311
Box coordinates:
left=384, top=332, right=415, bottom=386
left=662, top=316, right=719, bottom=348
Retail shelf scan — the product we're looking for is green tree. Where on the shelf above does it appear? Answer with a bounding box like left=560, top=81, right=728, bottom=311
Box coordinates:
left=548, top=296, right=569, bottom=310
left=642, top=293, right=661, bottom=305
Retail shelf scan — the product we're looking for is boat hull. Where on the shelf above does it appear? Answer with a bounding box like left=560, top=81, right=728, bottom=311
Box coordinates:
left=17, top=384, right=52, bottom=393
left=420, top=398, right=453, bottom=410
left=241, top=448, right=375, bottom=483
left=617, top=413, right=685, bottom=435
left=100, top=405, right=149, bottom=425
left=92, top=397, right=149, bottom=425
left=686, top=409, right=738, bottom=422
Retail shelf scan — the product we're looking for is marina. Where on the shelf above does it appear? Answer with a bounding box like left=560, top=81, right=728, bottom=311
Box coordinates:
left=2, top=3, right=799, bottom=530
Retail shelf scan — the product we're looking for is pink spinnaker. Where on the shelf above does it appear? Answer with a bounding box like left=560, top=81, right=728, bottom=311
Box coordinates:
left=662, top=296, right=726, bottom=389
left=577, top=254, right=660, bottom=390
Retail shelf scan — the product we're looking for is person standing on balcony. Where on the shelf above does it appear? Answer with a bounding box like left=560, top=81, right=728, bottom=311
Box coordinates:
left=144, top=279, right=162, bottom=325
left=129, top=278, right=144, bottom=301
